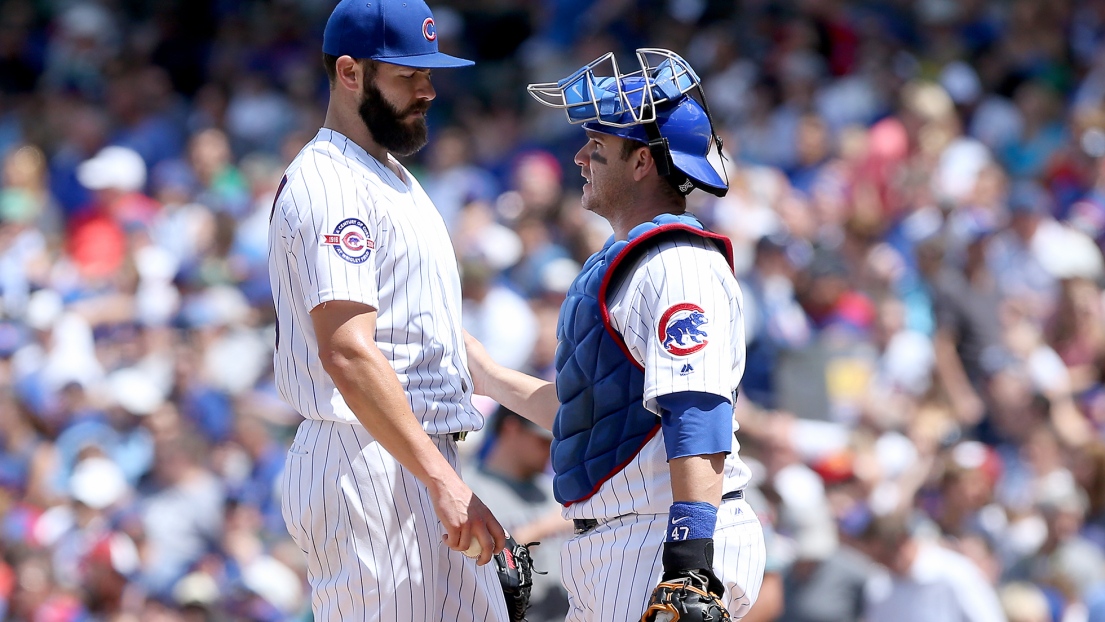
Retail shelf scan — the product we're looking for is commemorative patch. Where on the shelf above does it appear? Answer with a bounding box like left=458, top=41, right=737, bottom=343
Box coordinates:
left=322, top=218, right=374, bottom=264
left=658, top=302, right=709, bottom=356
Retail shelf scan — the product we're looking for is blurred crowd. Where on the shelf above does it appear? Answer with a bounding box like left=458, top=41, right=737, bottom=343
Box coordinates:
left=2, top=0, right=1105, bottom=621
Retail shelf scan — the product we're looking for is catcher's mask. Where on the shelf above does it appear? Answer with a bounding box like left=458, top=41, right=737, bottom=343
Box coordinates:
left=528, top=48, right=728, bottom=198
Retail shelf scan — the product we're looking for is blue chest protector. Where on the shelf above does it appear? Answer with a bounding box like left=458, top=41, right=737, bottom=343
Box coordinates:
left=552, top=213, right=733, bottom=505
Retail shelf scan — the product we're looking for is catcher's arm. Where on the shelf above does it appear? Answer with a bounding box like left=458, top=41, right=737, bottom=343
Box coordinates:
left=662, top=453, right=726, bottom=597
left=642, top=466, right=731, bottom=622
left=463, top=331, right=558, bottom=431
left=642, top=392, right=734, bottom=621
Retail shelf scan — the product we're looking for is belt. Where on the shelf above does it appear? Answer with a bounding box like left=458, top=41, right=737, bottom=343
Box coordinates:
left=573, top=491, right=744, bottom=535
left=572, top=518, right=599, bottom=535
left=450, top=431, right=468, bottom=442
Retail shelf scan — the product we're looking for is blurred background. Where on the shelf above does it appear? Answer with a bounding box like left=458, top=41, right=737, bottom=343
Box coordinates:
left=1, top=0, right=1105, bottom=620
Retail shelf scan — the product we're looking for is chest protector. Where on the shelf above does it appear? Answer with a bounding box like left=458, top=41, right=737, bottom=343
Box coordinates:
left=552, top=213, right=733, bottom=505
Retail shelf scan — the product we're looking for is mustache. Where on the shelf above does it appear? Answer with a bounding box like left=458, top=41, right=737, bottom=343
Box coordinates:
left=403, top=101, right=431, bottom=116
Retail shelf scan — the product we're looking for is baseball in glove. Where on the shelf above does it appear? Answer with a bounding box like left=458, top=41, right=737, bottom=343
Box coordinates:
left=495, top=535, right=540, bottom=622
left=641, top=570, right=732, bottom=622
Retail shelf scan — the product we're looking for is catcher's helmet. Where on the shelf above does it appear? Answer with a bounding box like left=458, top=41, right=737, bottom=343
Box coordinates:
left=528, top=49, right=728, bottom=197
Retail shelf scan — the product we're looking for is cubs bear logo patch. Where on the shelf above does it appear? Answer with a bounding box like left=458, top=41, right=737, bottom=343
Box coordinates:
left=658, top=302, right=709, bottom=356
left=322, top=218, right=374, bottom=264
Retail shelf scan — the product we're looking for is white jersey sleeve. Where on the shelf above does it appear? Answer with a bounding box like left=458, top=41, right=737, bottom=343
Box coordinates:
left=276, top=152, right=381, bottom=313
left=607, top=232, right=746, bottom=414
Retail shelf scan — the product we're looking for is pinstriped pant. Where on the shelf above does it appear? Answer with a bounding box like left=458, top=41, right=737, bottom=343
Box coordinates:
left=281, top=419, right=510, bottom=622
left=562, top=498, right=766, bottom=621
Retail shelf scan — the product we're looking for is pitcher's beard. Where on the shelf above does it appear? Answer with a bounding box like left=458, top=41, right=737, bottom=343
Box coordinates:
left=359, top=81, right=429, bottom=157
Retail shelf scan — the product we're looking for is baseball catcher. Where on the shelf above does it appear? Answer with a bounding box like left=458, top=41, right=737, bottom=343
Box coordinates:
left=466, top=46, right=767, bottom=621
left=495, top=535, right=539, bottom=621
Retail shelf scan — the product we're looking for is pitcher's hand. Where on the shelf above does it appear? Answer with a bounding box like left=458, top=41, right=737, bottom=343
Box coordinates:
left=429, top=477, right=506, bottom=566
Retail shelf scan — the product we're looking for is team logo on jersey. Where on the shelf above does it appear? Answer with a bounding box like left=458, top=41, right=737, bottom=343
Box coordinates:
left=422, top=17, right=437, bottom=41
left=322, top=218, right=374, bottom=264
left=658, top=302, right=709, bottom=356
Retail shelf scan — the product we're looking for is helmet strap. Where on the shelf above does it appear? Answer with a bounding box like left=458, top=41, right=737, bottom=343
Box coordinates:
left=642, top=113, right=694, bottom=197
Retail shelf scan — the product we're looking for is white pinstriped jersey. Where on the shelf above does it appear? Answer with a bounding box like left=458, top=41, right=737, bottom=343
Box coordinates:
left=268, top=129, right=482, bottom=434
left=563, top=231, right=753, bottom=521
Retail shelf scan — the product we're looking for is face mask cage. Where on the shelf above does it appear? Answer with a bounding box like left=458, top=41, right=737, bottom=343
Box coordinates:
left=527, top=48, right=706, bottom=127
left=528, top=48, right=728, bottom=197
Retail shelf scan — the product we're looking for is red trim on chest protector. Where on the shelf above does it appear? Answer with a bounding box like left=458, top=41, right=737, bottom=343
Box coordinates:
left=561, top=224, right=733, bottom=508
left=596, top=223, right=734, bottom=371
left=562, top=423, right=662, bottom=508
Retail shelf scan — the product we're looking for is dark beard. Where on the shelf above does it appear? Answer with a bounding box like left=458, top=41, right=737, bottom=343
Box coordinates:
left=358, top=79, right=430, bottom=157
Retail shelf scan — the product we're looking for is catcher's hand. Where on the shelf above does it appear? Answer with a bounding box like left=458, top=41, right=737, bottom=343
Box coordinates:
left=495, top=535, right=540, bottom=622
left=641, top=571, right=732, bottom=622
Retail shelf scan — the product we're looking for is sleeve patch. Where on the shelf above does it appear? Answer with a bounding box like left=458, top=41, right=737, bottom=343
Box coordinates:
left=321, top=217, right=375, bottom=264
left=657, top=302, right=709, bottom=357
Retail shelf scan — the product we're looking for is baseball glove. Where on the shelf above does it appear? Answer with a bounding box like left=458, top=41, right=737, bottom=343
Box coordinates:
left=495, top=535, right=539, bottom=622
left=641, top=571, right=732, bottom=622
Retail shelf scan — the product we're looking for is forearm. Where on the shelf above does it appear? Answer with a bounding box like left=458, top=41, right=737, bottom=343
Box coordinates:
left=933, top=331, right=976, bottom=400
left=325, top=347, right=459, bottom=489
left=1050, top=394, right=1092, bottom=448
left=312, top=304, right=504, bottom=562
left=477, top=363, right=559, bottom=431
left=662, top=452, right=727, bottom=595
left=669, top=454, right=724, bottom=506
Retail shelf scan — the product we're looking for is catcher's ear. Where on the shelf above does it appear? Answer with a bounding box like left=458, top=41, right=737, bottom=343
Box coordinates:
left=629, top=144, right=655, bottom=182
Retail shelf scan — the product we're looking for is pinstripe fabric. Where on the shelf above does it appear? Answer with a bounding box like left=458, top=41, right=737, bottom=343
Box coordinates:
left=282, top=420, right=510, bottom=621
left=268, top=129, right=481, bottom=435
left=562, top=498, right=765, bottom=621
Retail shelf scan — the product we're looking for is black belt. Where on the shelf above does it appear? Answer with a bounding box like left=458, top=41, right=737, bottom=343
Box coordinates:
left=573, top=519, right=599, bottom=534
left=572, top=491, right=744, bottom=535
left=449, top=431, right=468, bottom=442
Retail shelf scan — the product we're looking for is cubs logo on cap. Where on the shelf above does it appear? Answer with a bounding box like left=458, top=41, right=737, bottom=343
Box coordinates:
left=422, top=17, right=437, bottom=41
left=658, top=302, right=709, bottom=356
left=322, top=218, right=375, bottom=264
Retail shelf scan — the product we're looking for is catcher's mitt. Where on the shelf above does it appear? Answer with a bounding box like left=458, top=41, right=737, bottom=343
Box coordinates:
left=641, top=571, right=732, bottom=622
left=495, top=535, right=540, bottom=622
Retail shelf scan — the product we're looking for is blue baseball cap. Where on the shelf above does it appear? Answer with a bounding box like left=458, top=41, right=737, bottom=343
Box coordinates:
left=323, top=0, right=474, bottom=68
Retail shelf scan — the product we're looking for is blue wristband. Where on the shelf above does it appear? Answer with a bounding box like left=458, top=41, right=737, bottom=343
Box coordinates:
left=666, top=501, right=718, bottom=542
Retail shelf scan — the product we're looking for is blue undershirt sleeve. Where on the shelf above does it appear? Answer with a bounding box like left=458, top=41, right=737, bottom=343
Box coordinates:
left=656, top=391, right=733, bottom=461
